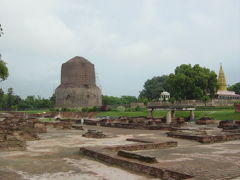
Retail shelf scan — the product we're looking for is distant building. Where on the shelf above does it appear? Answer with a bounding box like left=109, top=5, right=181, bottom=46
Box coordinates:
left=159, top=91, right=170, bottom=101
left=55, top=56, right=102, bottom=108
left=216, top=65, right=240, bottom=100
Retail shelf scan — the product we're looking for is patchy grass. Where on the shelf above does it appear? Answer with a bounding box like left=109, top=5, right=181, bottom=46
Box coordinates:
left=96, top=110, right=240, bottom=120
left=39, top=118, right=56, bottom=122
left=96, top=111, right=148, bottom=118
left=17, top=109, right=50, bottom=114
left=3, top=109, right=239, bottom=120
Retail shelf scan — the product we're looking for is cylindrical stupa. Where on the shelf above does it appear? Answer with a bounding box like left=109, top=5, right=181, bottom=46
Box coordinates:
left=55, top=56, right=102, bottom=108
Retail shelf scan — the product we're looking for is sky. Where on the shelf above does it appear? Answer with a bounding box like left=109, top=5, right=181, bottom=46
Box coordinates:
left=0, top=0, right=240, bottom=98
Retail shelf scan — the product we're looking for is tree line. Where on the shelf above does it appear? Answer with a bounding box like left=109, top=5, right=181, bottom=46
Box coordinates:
left=102, top=95, right=139, bottom=106
left=0, top=88, right=55, bottom=110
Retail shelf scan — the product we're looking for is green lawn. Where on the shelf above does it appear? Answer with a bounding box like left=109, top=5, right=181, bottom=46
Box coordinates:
left=96, top=110, right=240, bottom=120
left=40, top=118, right=56, bottom=122
left=16, top=109, right=50, bottom=114
left=2, top=109, right=239, bottom=120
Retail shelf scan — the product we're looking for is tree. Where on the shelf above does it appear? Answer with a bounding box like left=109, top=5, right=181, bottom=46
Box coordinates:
left=228, top=82, right=240, bottom=95
left=120, top=96, right=137, bottom=105
left=0, top=88, right=4, bottom=109
left=50, top=93, right=56, bottom=107
left=169, top=97, right=176, bottom=104
left=0, top=24, right=3, bottom=37
left=102, top=95, right=122, bottom=105
left=139, top=75, right=169, bottom=100
left=0, top=60, right=9, bottom=81
left=202, top=95, right=210, bottom=106
left=102, top=95, right=138, bottom=105
left=0, top=24, right=8, bottom=81
left=167, top=64, right=217, bottom=100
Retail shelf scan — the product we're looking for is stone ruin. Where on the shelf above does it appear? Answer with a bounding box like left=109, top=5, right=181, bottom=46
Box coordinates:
left=0, top=112, right=86, bottom=151
left=45, top=120, right=84, bottom=130
left=84, top=116, right=188, bottom=130
left=82, top=129, right=107, bottom=138
left=0, top=112, right=46, bottom=151
left=218, top=120, right=240, bottom=132
left=167, top=119, right=240, bottom=143
left=195, top=116, right=215, bottom=125
left=80, top=140, right=193, bottom=179
left=82, top=116, right=240, bottom=144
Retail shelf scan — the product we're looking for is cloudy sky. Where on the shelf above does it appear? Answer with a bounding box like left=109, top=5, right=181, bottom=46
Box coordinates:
left=0, top=0, right=240, bottom=98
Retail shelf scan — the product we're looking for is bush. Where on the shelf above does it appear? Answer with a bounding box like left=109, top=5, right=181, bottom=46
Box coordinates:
left=135, top=106, right=147, bottom=111
left=49, top=108, right=59, bottom=112
left=61, top=107, right=70, bottom=111
left=116, top=106, right=125, bottom=112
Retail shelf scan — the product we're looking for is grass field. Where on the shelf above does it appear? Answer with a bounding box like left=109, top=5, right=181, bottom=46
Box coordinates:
left=96, top=110, right=240, bottom=120
left=1, top=109, right=239, bottom=120
left=5, top=109, right=50, bottom=114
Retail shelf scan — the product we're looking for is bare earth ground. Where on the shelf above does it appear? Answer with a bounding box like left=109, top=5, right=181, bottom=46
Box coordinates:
left=0, top=125, right=240, bottom=180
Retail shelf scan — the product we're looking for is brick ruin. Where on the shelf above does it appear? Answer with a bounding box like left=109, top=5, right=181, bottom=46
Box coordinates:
left=80, top=140, right=193, bottom=179
left=195, top=116, right=215, bottom=125
left=167, top=119, right=240, bottom=143
left=84, top=116, right=188, bottom=130
left=0, top=112, right=85, bottom=151
left=55, top=56, right=102, bottom=108
left=1, top=111, right=240, bottom=179
left=82, top=129, right=107, bottom=138
left=0, top=112, right=46, bottom=151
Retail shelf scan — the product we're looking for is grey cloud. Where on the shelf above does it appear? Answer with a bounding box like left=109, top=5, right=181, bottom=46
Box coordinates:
left=0, top=0, right=239, bottom=98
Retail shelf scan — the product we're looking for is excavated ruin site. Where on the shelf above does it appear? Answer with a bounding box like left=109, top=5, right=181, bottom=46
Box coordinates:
left=0, top=112, right=240, bottom=180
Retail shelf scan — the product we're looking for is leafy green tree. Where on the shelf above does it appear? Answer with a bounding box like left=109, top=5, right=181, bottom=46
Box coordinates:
left=169, top=97, right=176, bottom=104
left=0, top=87, right=54, bottom=110
left=102, top=95, right=138, bottom=105
left=6, top=88, right=14, bottom=109
left=0, top=60, right=8, bottom=82
left=228, top=82, right=240, bottom=95
left=0, top=88, right=4, bottom=109
left=120, top=96, right=137, bottom=104
left=50, top=93, right=56, bottom=106
left=139, top=75, right=169, bottom=100
left=167, top=64, right=217, bottom=100
left=102, top=95, right=122, bottom=105
left=0, top=24, right=8, bottom=81
left=138, top=97, right=149, bottom=105
left=202, top=95, right=210, bottom=106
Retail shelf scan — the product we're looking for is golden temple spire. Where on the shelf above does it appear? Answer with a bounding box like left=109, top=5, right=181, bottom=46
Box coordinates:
left=217, top=64, right=227, bottom=91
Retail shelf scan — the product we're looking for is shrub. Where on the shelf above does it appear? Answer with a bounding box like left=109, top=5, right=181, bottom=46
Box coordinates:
left=116, top=106, right=125, bottom=112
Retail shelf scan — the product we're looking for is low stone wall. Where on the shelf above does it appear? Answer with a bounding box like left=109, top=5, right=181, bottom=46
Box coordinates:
left=126, top=138, right=154, bottom=143
left=80, top=146, right=193, bottom=179
left=104, top=141, right=177, bottom=151
left=218, top=120, right=240, bottom=130
left=118, top=150, right=157, bottom=163
left=90, top=116, right=181, bottom=131
left=167, top=131, right=240, bottom=143
left=195, top=117, right=215, bottom=125
left=148, top=99, right=239, bottom=107
left=45, top=121, right=83, bottom=130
